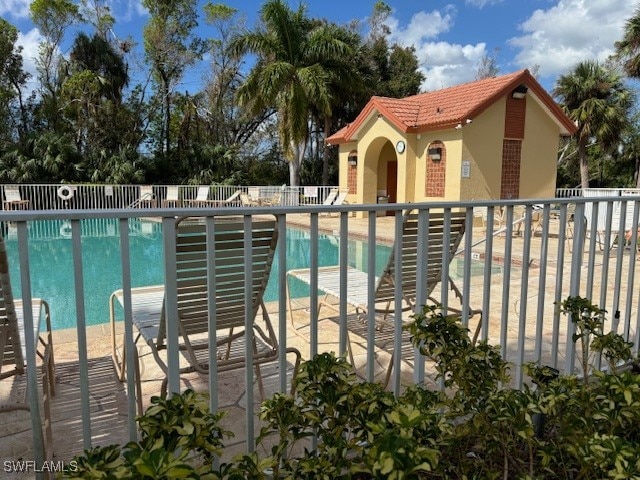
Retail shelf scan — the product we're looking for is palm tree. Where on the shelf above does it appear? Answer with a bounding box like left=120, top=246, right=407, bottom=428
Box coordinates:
left=615, top=6, right=640, bottom=78
left=553, top=60, right=633, bottom=189
left=230, top=0, right=353, bottom=186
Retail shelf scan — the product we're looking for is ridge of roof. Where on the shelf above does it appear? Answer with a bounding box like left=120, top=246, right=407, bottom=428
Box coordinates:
left=326, top=69, right=576, bottom=145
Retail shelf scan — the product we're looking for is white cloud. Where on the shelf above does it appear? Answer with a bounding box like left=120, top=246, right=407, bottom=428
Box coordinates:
left=110, top=0, right=148, bottom=23
left=0, top=0, right=31, bottom=19
left=417, top=42, right=488, bottom=90
left=465, top=0, right=504, bottom=7
left=509, top=0, right=636, bottom=79
left=387, top=8, right=488, bottom=90
left=388, top=9, right=455, bottom=47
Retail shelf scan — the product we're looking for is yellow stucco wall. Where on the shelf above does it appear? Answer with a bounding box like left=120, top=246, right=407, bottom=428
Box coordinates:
left=459, top=99, right=508, bottom=201
left=415, top=132, right=463, bottom=202
left=520, top=100, right=561, bottom=199
left=337, top=93, right=564, bottom=205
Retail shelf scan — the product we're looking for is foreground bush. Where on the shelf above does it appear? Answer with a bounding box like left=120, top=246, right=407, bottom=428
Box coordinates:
left=65, top=297, right=640, bottom=479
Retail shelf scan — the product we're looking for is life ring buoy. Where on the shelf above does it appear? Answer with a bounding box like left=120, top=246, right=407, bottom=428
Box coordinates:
left=59, top=221, right=72, bottom=237
left=57, top=185, right=74, bottom=201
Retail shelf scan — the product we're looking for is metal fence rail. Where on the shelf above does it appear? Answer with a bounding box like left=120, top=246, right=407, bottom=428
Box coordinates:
left=2, top=195, right=640, bottom=471
left=0, top=184, right=340, bottom=211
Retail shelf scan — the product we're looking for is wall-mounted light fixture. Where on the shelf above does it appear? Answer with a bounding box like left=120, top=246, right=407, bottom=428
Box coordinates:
left=454, top=123, right=463, bottom=130
left=348, top=151, right=358, bottom=166
left=512, top=84, right=528, bottom=99
left=428, top=147, right=442, bottom=161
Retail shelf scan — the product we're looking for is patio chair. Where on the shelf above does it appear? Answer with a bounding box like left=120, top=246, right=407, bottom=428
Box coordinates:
left=183, top=186, right=218, bottom=207
left=138, top=185, right=157, bottom=208
left=218, top=189, right=242, bottom=206
left=3, top=185, right=30, bottom=210
left=286, top=210, right=481, bottom=383
left=240, top=192, right=260, bottom=207
left=0, top=236, right=55, bottom=460
left=473, top=206, right=503, bottom=233
left=109, top=216, right=300, bottom=413
left=262, top=185, right=287, bottom=207
left=320, top=190, right=349, bottom=217
left=162, top=186, right=181, bottom=208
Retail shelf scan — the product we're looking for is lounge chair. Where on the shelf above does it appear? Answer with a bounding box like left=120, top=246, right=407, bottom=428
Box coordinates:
left=322, top=188, right=339, bottom=206
left=578, top=189, right=640, bottom=251
left=109, top=216, right=300, bottom=412
left=286, top=210, right=481, bottom=383
left=320, top=190, right=349, bottom=217
left=473, top=206, right=503, bottom=232
left=218, top=189, right=242, bottom=206
left=240, top=192, right=260, bottom=207
left=138, top=185, right=157, bottom=208
left=262, top=185, right=285, bottom=207
left=0, top=236, right=55, bottom=460
left=3, top=186, right=30, bottom=210
left=183, top=186, right=218, bottom=207
left=162, top=186, right=181, bottom=208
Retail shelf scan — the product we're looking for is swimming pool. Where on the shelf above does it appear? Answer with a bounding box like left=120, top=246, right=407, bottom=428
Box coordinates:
left=3, top=219, right=392, bottom=330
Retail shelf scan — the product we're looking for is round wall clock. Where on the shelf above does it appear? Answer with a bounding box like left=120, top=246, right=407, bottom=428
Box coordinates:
left=396, top=140, right=406, bottom=153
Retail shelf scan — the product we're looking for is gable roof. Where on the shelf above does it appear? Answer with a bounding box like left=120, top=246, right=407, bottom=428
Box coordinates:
left=326, top=69, right=577, bottom=145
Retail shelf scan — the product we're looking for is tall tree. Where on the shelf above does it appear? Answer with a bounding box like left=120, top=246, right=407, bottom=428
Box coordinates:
left=553, top=60, right=633, bottom=189
left=231, top=0, right=352, bottom=186
left=313, top=22, right=365, bottom=185
left=29, top=0, right=79, bottom=129
left=615, top=5, right=640, bottom=78
left=362, top=2, right=424, bottom=98
left=142, top=0, right=205, bottom=157
left=0, top=18, right=30, bottom=144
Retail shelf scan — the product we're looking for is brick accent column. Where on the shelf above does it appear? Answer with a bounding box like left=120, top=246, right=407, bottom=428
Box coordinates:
left=425, top=141, right=446, bottom=197
left=348, top=164, right=357, bottom=194
left=500, top=139, right=522, bottom=199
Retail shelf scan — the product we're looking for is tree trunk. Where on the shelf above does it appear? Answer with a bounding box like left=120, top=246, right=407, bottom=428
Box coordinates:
left=578, top=136, right=589, bottom=189
left=322, top=115, right=331, bottom=185
left=289, top=160, right=300, bottom=187
left=289, top=141, right=307, bottom=187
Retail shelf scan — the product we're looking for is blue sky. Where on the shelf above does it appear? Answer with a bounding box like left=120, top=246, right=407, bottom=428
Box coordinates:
left=2, top=0, right=637, bottom=94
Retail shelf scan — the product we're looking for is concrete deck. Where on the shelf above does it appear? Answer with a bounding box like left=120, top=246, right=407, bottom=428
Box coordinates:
left=2, top=213, right=637, bottom=478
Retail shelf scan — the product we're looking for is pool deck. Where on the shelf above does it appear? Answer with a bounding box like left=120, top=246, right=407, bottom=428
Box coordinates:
left=1, top=213, right=637, bottom=477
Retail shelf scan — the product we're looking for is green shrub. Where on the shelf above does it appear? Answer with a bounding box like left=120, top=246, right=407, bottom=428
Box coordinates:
left=64, top=297, right=640, bottom=479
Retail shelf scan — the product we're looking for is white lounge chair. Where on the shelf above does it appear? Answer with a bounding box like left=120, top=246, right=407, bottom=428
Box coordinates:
left=3, top=186, right=30, bottom=210
left=110, top=216, right=300, bottom=412
left=162, top=186, right=181, bottom=208
left=138, top=185, right=157, bottom=208
left=286, top=210, right=481, bottom=384
left=183, top=186, right=218, bottom=207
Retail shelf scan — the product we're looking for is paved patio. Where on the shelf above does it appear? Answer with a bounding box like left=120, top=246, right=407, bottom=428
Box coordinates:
left=1, top=212, right=637, bottom=477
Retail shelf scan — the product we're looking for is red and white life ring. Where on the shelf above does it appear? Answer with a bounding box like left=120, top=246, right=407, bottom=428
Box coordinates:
left=57, top=185, right=74, bottom=201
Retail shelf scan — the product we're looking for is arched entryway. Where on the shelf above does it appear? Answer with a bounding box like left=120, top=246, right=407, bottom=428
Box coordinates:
left=361, top=138, right=399, bottom=215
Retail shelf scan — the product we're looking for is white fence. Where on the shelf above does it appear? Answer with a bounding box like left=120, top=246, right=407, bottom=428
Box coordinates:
left=1, top=184, right=339, bottom=210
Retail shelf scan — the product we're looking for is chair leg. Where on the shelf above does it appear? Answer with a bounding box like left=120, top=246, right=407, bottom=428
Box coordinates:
left=41, top=351, right=54, bottom=462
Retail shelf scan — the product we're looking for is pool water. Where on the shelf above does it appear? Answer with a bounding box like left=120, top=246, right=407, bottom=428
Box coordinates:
left=3, top=219, right=392, bottom=330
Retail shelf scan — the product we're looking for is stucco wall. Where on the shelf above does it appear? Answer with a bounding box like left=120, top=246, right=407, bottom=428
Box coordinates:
left=520, top=99, right=560, bottom=199
left=459, top=99, right=507, bottom=201
left=415, top=131, right=463, bottom=202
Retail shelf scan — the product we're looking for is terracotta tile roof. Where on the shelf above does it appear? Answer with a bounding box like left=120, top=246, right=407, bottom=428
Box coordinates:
left=327, top=69, right=576, bottom=145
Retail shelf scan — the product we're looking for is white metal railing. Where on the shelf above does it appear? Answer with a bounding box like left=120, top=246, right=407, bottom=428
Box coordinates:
left=2, top=196, right=640, bottom=471
left=0, top=184, right=340, bottom=211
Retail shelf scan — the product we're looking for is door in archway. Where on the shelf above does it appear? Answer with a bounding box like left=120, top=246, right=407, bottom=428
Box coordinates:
left=387, top=161, right=397, bottom=216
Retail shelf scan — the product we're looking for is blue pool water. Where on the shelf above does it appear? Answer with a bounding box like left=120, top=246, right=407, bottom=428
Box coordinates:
left=3, top=219, right=392, bottom=330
